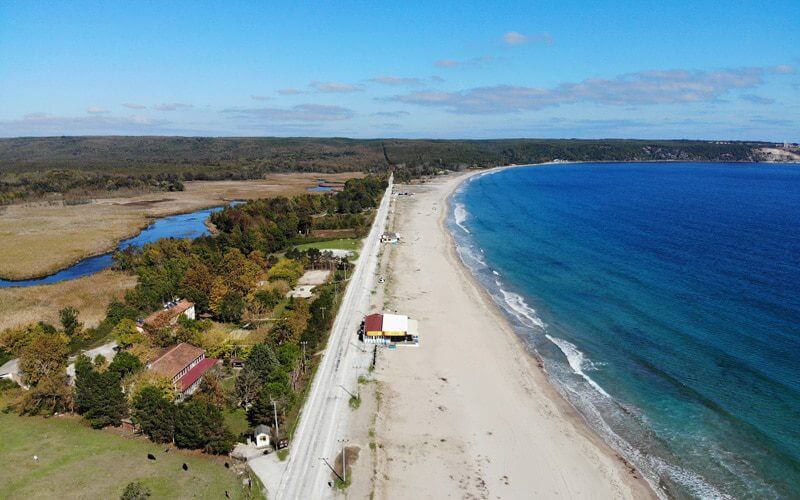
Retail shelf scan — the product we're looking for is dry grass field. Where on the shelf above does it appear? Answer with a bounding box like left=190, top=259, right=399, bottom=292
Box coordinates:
left=0, top=172, right=361, bottom=280
left=0, top=270, right=136, bottom=332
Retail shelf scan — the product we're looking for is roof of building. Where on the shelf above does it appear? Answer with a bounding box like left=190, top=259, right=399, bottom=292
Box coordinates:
left=254, top=424, right=270, bottom=435
left=176, top=357, right=218, bottom=392
left=382, top=313, right=408, bottom=332
left=150, top=343, right=205, bottom=380
left=364, top=313, right=383, bottom=332
left=143, top=299, right=194, bottom=328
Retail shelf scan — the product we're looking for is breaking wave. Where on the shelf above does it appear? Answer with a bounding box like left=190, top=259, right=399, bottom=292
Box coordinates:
left=454, top=202, right=470, bottom=233
left=447, top=176, right=730, bottom=500
left=545, top=334, right=611, bottom=398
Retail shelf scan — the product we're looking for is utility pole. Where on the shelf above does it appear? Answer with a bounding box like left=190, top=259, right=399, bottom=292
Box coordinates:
left=272, top=399, right=279, bottom=435
left=338, top=438, right=348, bottom=483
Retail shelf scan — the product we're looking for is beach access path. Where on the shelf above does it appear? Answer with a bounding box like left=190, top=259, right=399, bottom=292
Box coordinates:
left=249, top=175, right=393, bottom=499
left=367, top=171, right=655, bottom=499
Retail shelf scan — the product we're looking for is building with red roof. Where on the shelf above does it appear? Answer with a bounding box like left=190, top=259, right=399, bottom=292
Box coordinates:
left=361, top=312, right=419, bottom=345
left=149, top=342, right=218, bottom=399
left=138, top=299, right=196, bottom=333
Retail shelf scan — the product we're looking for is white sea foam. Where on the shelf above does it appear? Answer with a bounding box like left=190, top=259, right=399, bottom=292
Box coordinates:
left=449, top=181, right=729, bottom=499
left=545, top=334, right=611, bottom=398
left=497, top=288, right=546, bottom=329
left=454, top=202, right=470, bottom=233
left=455, top=242, right=486, bottom=267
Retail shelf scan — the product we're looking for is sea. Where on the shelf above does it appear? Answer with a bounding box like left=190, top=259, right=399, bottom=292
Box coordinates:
left=449, top=162, right=800, bottom=499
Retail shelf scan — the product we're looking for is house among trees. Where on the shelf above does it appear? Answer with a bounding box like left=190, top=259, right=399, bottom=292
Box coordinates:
left=148, top=343, right=218, bottom=399
left=137, top=299, right=196, bottom=333
left=360, top=312, right=419, bottom=345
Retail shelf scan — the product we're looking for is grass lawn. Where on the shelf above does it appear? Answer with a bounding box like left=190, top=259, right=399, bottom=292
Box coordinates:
left=295, top=238, right=362, bottom=252
left=223, top=408, right=250, bottom=438
left=295, top=238, right=362, bottom=261
left=0, top=413, right=257, bottom=500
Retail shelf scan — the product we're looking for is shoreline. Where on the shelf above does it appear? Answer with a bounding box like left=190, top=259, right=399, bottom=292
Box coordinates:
left=370, top=167, right=655, bottom=499
left=443, top=167, right=658, bottom=497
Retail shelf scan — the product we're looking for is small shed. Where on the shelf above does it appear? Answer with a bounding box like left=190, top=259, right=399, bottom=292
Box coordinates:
left=254, top=425, right=271, bottom=449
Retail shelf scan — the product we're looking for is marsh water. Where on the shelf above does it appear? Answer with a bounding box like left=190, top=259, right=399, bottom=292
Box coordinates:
left=0, top=206, right=224, bottom=288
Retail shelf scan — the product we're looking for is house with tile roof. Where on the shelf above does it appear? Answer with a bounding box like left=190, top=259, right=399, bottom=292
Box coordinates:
left=148, top=342, right=218, bottom=399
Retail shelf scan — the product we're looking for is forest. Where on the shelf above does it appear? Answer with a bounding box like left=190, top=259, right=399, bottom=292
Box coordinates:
left=0, top=136, right=772, bottom=203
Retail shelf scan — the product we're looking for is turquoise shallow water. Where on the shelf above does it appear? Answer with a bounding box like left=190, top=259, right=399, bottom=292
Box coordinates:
left=450, top=163, right=800, bottom=499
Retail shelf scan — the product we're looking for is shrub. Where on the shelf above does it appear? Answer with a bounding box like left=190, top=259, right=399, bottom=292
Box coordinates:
left=120, top=481, right=151, bottom=500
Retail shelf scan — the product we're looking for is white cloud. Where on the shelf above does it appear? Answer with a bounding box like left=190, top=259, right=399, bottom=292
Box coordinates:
left=153, top=102, right=193, bottom=111
left=222, top=104, right=354, bottom=122
left=371, top=111, right=410, bottom=118
left=370, top=76, right=423, bottom=86
left=122, top=102, right=146, bottom=110
left=740, top=94, right=775, bottom=105
left=0, top=113, right=170, bottom=136
left=770, top=64, right=795, bottom=74
left=277, top=88, right=305, bottom=95
left=434, top=55, right=500, bottom=69
left=391, top=67, right=766, bottom=113
left=502, top=31, right=553, bottom=46
left=310, top=81, right=364, bottom=93
left=86, top=106, right=109, bottom=114
left=435, top=59, right=461, bottom=68
left=503, top=31, right=528, bottom=45
left=250, top=95, right=270, bottom=101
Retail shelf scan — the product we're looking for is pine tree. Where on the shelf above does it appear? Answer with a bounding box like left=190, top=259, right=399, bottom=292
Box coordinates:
left=132, top=385, right=175, bottom=443
left=75, top=356, right=128, bottom=429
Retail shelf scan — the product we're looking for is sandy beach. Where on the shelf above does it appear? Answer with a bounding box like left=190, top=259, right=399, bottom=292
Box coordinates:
left=364, top=171, right=654, bottom=499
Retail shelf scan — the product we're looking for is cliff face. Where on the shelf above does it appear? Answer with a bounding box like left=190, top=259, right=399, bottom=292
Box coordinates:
left=755, top=147, right=800, bottom=163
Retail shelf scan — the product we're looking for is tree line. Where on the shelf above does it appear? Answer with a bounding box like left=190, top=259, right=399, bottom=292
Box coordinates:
left=0, top=136, right=773, bottom=202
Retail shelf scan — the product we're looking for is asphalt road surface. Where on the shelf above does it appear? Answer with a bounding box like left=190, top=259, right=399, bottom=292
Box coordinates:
left=273, top=175, right=393, bottom=499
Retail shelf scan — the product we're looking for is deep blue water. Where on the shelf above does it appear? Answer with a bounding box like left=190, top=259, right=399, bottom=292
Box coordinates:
left=450, top=163, right=800, bottom=499
left=0, top=206, right=224, bottom=288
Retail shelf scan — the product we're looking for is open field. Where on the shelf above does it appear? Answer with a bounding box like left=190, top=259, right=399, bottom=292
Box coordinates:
left=0, top=270, right=136, bottom=333
left=0, top=172, right=361, bottom=280
left=0, top=413, right=259, bottom=500
left=294, top=238, right=362, bottom=252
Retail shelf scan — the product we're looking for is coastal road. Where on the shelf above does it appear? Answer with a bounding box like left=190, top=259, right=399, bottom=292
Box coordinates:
left=268, top=175, right=392, bottom=499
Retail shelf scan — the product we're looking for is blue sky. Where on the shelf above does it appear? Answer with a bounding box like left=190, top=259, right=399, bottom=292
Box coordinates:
left=0, top=1, right=797, bottom=140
